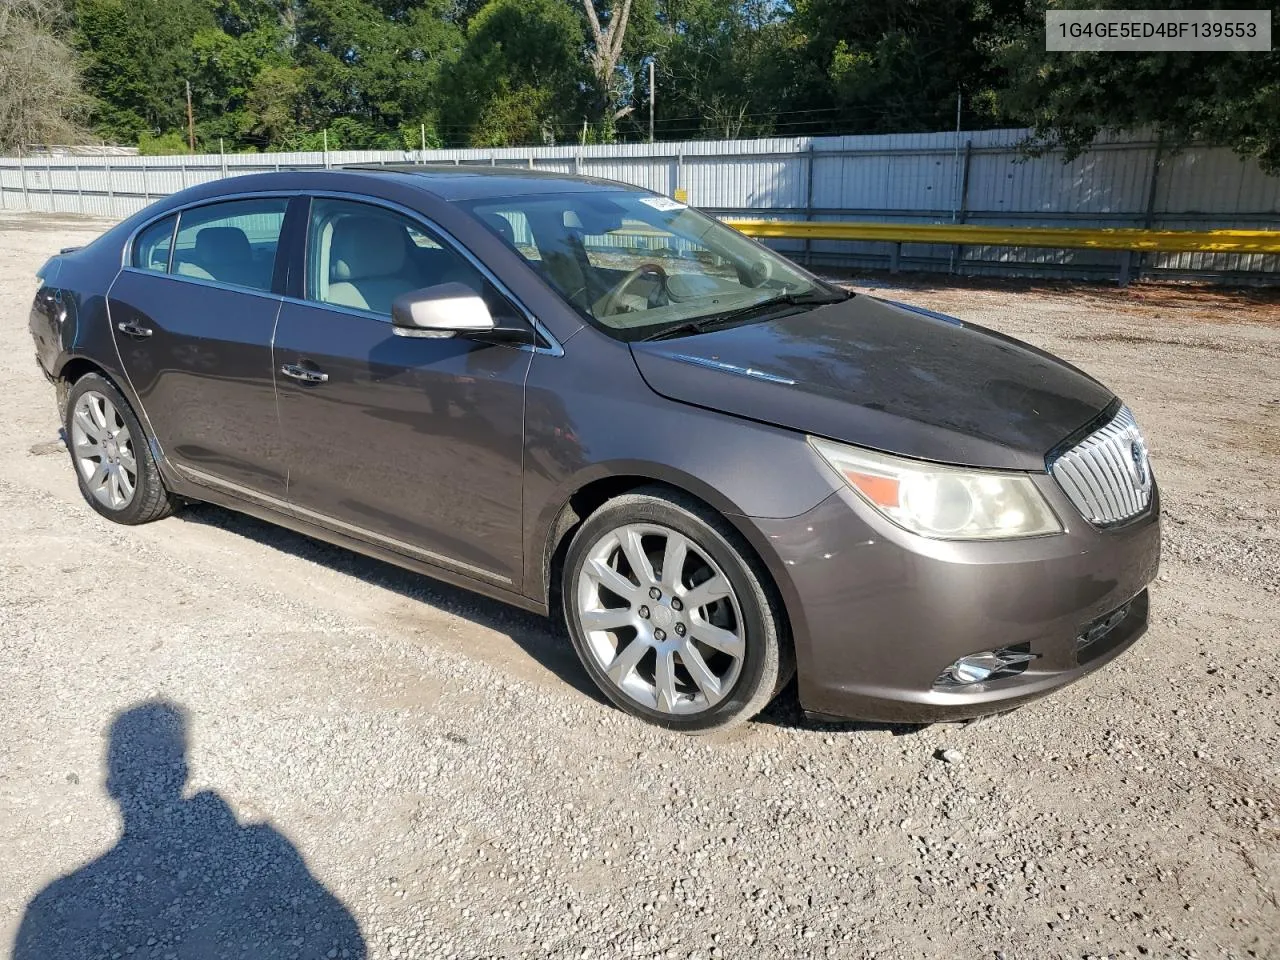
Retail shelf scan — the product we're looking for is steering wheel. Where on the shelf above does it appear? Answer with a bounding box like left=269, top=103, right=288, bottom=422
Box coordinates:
left=596, top=263, right=668, bottom=317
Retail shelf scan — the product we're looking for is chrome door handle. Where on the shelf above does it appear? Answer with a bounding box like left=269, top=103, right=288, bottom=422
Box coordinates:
left=117, top=321, right=153, bottom=338
left=280, top=363, right=329, bottom=383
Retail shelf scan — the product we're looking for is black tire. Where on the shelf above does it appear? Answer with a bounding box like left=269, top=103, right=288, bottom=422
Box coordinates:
left=64, top=373, right=173, bottom=525
left=562, top=486, right=789, bottom=733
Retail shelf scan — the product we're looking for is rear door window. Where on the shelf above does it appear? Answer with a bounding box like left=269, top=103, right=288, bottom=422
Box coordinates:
left=171, top=199, right=288, bottom=293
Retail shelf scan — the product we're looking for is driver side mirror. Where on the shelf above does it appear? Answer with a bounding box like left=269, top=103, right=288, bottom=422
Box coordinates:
left=391, top=282, right=534, bottom=345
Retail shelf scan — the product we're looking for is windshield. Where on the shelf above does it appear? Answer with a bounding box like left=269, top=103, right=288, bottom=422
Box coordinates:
left=460, top=191, right=830, bottom=340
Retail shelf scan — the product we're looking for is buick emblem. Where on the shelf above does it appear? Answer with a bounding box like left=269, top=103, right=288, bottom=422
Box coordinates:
left=1126, top=431, right=1152, bottom=495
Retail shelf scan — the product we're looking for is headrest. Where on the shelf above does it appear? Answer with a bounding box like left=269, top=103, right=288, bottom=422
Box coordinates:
left=486, top=214, right=516, bottom=246
left=195, top=226, right=251, bottom=265
left=563, top=203, right=623, bottom=236
left=331, top=216, right=407, bottom=282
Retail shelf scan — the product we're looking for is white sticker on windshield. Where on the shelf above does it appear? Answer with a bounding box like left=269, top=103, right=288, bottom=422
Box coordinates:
left=640, top=196, right=687, bottom=212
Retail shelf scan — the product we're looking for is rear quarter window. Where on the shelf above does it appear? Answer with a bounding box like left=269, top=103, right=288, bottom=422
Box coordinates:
left=132, top=215, right=177, bottom=272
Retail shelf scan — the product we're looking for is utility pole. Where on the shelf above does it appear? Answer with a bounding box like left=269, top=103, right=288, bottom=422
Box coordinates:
left=185, top=80, right=196, bottom=152
left=648, top=58, right=656, bottom=144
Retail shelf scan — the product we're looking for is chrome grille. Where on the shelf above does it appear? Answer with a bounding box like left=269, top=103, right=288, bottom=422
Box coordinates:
left=1050, top=406, right=1153, bottom=525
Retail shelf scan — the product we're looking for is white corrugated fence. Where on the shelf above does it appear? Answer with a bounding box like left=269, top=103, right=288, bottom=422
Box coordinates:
left=2, top=129, right=1277, bottom=281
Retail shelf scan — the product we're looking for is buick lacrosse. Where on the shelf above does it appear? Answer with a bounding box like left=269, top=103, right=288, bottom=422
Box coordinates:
left=30, top=166, right=1160, bottom=731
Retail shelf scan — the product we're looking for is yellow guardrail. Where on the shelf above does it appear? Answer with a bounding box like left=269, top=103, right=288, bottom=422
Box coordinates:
left=724, top=219, right=1280, bottom=255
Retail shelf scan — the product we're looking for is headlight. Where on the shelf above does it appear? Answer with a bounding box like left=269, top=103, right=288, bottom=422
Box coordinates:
left=809, top=437, right=1063, bottom=540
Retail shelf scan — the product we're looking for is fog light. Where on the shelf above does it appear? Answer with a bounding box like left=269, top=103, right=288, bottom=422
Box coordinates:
left=935, top=647, right=1039, bottom=688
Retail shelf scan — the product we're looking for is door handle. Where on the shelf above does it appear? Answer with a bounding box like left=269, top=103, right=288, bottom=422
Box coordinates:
left=117, top=321, right=153, bottom=338
left=280, top=362, right=329, bottom=383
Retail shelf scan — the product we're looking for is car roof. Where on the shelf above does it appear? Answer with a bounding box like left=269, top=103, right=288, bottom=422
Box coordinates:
left=342, top=164, right=635, bottom=201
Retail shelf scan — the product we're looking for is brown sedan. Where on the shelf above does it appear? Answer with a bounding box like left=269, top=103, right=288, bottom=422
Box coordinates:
left=29, top=166, right=1160, bottom=731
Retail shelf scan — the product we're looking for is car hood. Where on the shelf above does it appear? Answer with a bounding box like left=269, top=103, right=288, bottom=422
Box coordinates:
left=629, top=295, right=1114, bottom=471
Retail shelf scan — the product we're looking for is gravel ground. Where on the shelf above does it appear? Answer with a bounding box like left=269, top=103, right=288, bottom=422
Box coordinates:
left=1, top=211, right=1277, bottom=960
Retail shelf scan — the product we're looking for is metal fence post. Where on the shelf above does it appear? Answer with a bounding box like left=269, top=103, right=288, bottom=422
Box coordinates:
left=142, top=160, right=150, bottom=203
left=105, top=160, right=114, bottom=217
left=19, top=152, right=29, bottom=210
left=1137, top=136, right=1164, bottom=283
left=74, top=158, right=84, bottom=213
left=803, top=141, right=815, bottom=266
left=951, top=139, right=973, bottom=274
left=47, top=155, right=55, bottom=210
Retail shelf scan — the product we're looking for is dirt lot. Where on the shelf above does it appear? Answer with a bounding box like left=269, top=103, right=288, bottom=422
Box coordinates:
left=1, top=211, right=1277, bottom=960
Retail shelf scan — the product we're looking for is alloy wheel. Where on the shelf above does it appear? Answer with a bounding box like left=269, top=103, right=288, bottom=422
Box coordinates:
left=576, top=523, right=746, bottom=715
left=70, top=390, right=137, bottom=510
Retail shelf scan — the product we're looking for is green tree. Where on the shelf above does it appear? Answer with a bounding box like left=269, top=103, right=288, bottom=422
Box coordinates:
left=73, top=0, right=216, bottom=142
left=782, top=0, right=1032, bottom=134
left=296, top=0, right=460, bottom=149
left=440, top=0, right=586, bottom=146
left=647, top=0, right=794, bottom=140
left=997, top=1, right=1280, bottom=173
left=191, top=19, right=294, bottom=147
left=246, top=63, right=308, bottom=146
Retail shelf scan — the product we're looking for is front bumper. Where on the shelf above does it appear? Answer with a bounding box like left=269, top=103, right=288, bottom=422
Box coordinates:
left=749, top=478, right=1161, bottom=723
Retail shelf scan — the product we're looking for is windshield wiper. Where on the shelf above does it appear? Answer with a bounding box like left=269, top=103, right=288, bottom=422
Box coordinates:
left=640, top=287, right=851, bottom=342
left=783, top=287, right=852, bottom=305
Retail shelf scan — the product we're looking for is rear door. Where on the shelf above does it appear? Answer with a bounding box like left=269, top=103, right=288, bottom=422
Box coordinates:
left=109, top=196, right=292, bottom=496
left=272, top=196, right=532, bottom=589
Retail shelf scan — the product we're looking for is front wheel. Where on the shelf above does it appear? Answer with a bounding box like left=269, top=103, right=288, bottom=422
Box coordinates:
left=64, top=373, right=173, bottom=525
left=562, top=488, right=787, bottom=733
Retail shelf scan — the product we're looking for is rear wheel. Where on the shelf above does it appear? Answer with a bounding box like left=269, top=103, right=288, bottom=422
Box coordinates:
left=562, top=488, right=786, bottom=732
left=64, top=373, right=173, bottom=525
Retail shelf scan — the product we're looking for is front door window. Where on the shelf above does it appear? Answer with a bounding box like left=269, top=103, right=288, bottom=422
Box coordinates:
left=305, top=198, right=510, bottom=318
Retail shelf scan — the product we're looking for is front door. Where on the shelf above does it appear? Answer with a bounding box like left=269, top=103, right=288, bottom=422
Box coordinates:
left=273, top=197, right=531, bottom=589
left=109, top=197, right=290, bottom=495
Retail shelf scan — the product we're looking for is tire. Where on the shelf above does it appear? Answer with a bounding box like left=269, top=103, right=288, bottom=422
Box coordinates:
left=64, top=373, right=173, bottom=525
left=562, top=486, right=788, bottom=733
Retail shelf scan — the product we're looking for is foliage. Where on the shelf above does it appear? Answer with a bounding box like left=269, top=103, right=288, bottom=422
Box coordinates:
left=296, top=0, right=461, bottom=148
left=439, top=0, right=586, bottom=146
left=995, top=0, right=1280, bottom=174
left=138, top=130, right=195, bottom=155
left=73, top=0, right=217, bottom=143
left=0, top=0, right=90, bottom=151
left=782, top=0, right=1035, bottom=134
left=44, top=0, right=1280, bottom=167
left=647, top=0, right=795, bottom=140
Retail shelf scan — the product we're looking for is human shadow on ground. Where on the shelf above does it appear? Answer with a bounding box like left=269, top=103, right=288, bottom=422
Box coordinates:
left=13, top=700, right=366, bottom=960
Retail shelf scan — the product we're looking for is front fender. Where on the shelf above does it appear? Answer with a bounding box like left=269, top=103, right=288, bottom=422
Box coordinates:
left=520, top=336, right=842, bottom=606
